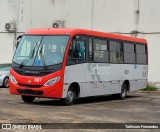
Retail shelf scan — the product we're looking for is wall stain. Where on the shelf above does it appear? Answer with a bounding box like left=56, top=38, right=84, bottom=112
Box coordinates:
left=133, top=0, right=140, bottom=37
left=20, top=0, right=24, bottom=22
left=50, top=0, right=54, bottom=5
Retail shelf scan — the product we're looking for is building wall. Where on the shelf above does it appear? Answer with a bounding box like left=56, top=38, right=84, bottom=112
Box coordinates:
left=0, top=0, right=159, bottom=83
left=0, top=0, right=20, bottom=63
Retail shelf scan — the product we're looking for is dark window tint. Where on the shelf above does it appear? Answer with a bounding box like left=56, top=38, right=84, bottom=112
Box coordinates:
left=136, top=45, right=146, bottom=54
left=124, top=43, right=134, bottom=53
left=67, top=35, right=86, bottom=65
left=93, top=39, right=109, bottom=62
left=136, top=44, right=147, bottom=64
left=109, top=41, right=123, bottom=63
left=124, top=43, right=136, bottom=63
left=137, top=54, right=147, bottom=64
left=124, top=53, right=136, bottom=63
left=94, top=39, right=107, bottom=50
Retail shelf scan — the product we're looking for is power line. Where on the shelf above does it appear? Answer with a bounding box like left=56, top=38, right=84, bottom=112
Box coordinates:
left=111, top=32, right=160, bottom=35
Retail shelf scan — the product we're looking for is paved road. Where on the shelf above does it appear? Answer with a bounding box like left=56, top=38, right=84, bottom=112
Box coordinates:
left=0, top=88, right=160, bottom=131
left=0, top=88, right=160, bottom=123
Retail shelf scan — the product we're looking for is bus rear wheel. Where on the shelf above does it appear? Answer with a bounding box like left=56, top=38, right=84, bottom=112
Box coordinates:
left=118, top=83, right=127, bottom=99
left=21, top=95, right=35, bottom=103
left=61, top=86, right=76, bottom=106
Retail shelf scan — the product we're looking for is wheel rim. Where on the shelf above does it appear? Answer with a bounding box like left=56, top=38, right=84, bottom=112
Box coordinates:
left=4, top=78, right=9, bottom=87
left=67, top=90, right=74, bottom=103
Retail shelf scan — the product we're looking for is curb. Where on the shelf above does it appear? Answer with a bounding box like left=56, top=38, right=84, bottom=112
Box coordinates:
left=137, top=90, right=160, bottom=94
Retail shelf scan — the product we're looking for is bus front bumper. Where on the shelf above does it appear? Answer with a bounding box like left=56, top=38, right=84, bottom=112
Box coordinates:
left=9, top=82, right=63, bottom=99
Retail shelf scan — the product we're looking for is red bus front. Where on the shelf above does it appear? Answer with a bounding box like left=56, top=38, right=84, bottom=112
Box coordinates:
left=9, top=34, right=70, bottom=99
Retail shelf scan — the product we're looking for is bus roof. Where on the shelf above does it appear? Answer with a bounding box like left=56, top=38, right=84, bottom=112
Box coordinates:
left=25, top=28, right=147, bottom=44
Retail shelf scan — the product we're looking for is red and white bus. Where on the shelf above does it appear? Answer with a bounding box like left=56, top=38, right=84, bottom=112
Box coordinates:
left=9, top=28, right=148, bottom=105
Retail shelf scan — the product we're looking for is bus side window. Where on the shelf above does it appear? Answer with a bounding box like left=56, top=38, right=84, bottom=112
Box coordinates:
left=93, top=38, right=108, bottom=62
left=66, top=35, right=86, bottom=65
left=136, top=44, right=147, bottom=64
left=109, top=41, right=123, bottom=63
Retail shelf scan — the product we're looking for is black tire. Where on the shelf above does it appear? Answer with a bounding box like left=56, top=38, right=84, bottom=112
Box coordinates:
left=21, top=95, right=35, bottom=103
left=3, top=77, right=9, bottom=88
left=117, top=83, right=127, bottom=100
left=61, top=86, right=76, bottom=106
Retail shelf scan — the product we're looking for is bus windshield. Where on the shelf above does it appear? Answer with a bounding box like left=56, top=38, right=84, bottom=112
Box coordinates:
left=13, top=35, right=69, bottom=67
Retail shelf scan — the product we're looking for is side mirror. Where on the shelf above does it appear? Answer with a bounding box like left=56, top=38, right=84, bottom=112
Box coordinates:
left=16, top=35, right=22, bottom=48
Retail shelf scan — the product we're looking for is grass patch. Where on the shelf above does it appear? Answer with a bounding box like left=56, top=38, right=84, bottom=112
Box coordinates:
left=141, top=84, right=158, bottom=91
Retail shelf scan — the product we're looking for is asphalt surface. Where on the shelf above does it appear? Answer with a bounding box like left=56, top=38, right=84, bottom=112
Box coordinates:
left=0, top=88, right=160, bottom=131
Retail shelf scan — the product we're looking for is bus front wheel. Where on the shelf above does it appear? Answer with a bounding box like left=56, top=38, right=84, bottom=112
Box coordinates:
left=21, top=95, right=35, bottom=103
left=61, top=86, right=76, bottom=106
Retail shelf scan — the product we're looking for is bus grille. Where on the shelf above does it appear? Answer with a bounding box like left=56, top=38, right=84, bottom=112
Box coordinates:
left=18, top=83, right=43, bottom=88
left=17, top=89, right=43, bottom=95
left=14, top=68, right=52, bottom=76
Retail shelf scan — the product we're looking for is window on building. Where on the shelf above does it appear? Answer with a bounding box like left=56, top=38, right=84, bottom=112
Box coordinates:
left=124, top=43, right=136, bottom=63
left=109, top=41, right=123, bottom=63
left=93, top=38, right=109, bottom=62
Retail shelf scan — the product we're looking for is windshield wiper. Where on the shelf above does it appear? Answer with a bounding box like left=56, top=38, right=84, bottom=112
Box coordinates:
left=19, top=43, right=38, bottom=68
left=39, top=44, right=47, bottom=70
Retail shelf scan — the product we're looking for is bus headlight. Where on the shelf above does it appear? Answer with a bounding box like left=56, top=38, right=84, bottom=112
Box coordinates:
left=10, top=75, right=18, bottom=84
left=44, top=76, right=60, bottom=86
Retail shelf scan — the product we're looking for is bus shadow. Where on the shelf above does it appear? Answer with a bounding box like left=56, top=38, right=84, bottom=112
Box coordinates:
left=0, top=86, right=8, bottom=88
left=32, top=99, right=63, bottom=106
left=74, top=94, right=140, bottom=105
left=32, top=94, right=140, bottom=106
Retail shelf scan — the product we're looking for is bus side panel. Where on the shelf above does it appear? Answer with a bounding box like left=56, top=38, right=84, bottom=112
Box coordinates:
left=130, top=80, right=147, bottom=92
left=85, top=63, right=111, bottom=96
left=91, top=82, right=111, bottom=96
left=123, top=64, right=148, bottom=91
left=63, top=63, right=147, bottom=98
left=110, top=81, right=122, bottom=94
left=64, top=63, right=112, bottom=97
left=63, top=63, right=93, bottom=98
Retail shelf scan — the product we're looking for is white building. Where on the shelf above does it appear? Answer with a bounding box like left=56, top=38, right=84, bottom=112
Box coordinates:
left=0, top=0, right=160, bottom=84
